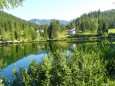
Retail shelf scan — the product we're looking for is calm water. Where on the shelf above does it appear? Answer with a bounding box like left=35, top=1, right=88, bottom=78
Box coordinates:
left=0, top=42, right=74, bottom=78
left=0, top=41, right=115, bottom=80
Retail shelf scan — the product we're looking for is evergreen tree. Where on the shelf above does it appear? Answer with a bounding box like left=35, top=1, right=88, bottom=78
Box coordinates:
left=48, top=19, right=60, bottom=39
left=69, top=9, right=115, bottom=34
left=0, top=11, right=39, bottom=41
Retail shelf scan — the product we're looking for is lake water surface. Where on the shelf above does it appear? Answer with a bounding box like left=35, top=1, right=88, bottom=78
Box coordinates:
left=0, top=41, right=115, bottom=81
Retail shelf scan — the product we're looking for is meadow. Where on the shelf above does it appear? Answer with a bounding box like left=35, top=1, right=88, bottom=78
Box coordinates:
left=108, top=28, right=115, bottom=34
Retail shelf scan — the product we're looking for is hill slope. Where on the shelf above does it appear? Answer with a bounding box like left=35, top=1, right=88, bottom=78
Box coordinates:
left=69, top=9, right=115, bottom=34
left=0, top=11, right=39, bottom=41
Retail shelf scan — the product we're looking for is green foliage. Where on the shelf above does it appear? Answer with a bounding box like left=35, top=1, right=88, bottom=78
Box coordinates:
left=69, top=9, right=115, bottom=35
left=0, top=43, right=40, bottom=66
left=39, top=24, right=49, bottom=40
left=0, top=0, right=24, bottom=9
left=11, top=49, right=109, bottom=86
left=1, top=42, right=115, bottom=86
left=73, top=49, right=107, bottom=85
left=48, top=19, right=60, bottom=39
left=1, top=31, right=11, bottom=41
left=101, top=32, right=108, bottom=38
left=0, top=11, right=39, bottom=41
left=100, top=44, right=115, bottom=78
left=107, top=80, right=115, bottom=86
left=108, top=29, right=115, bottom=34
left=0, top=59, right=6, bottom=71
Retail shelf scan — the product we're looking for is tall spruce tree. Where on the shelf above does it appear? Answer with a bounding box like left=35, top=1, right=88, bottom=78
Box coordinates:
left=48, top=19, right=60, bottom=39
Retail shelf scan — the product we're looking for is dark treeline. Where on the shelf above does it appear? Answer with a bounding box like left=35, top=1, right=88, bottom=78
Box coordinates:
left=0, top=11, right=39, bottom=41
left=0, top=11, right=67, bottom=41
left=42, top=9, right=115, bottom=39
left=38, top=20, right=67, bottom=39
left=68, top=9, right=115, bottom=34
left=1, top=9, right=115, bottom=41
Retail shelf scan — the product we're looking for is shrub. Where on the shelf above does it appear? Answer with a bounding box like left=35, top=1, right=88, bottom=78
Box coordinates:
left=11, top=50, right=108, bottom=86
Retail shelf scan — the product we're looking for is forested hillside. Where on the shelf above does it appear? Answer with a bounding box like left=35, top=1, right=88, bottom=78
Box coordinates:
left=69, top=9, right=115, bottom=34
left=1, top=9, right=115, bottom=41
left=0, top=11, right=39, bottom=42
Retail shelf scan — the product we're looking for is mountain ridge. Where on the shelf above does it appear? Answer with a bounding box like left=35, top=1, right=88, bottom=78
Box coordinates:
left=29, top=19, right=71, bottom=25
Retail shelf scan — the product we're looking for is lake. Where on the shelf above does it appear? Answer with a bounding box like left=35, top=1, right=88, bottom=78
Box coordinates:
left=0, top=41, right=115, bottom=83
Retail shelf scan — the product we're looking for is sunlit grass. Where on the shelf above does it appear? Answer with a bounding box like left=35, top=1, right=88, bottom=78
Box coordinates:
left=107, top=80, right=115, bottom=86
left=58, top=30, right=69, bottom=39
left=78, top=31, right=97, bottom=35
left=108, top=28, right=115, bottom=34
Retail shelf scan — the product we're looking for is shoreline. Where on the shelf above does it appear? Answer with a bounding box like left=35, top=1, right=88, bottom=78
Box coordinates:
left=0, top=38, right=114, bottom=45
left=0, top=34, right=115, bottom=45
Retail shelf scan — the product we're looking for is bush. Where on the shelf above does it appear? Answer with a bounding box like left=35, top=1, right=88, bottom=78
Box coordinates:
left=101, top=32, right=108, bottom=38
left=11, top=50, right=108, bottom=86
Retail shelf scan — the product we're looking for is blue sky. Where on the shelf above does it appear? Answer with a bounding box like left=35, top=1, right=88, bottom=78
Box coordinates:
left=4, top=0, right=115, bottom=21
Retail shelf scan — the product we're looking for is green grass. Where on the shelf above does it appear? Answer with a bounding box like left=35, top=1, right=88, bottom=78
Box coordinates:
left=78, top=31, right=97, bottom=35
left=58, top=30, right=69, bottom=39
left=108, top=28, right=115, bottom=34
left=107, top=80, right=115, bottom=86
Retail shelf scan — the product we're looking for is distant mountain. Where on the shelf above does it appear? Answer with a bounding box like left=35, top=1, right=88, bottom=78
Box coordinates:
left=29, top=19, right=71, bottom=25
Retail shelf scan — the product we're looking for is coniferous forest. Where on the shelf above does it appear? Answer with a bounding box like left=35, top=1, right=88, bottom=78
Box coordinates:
left=1, top=9, right=115, bottom=42
left=68, top=9, right=115, bottom=34
left=0, top=11, right=39, bottom=42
